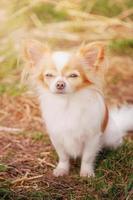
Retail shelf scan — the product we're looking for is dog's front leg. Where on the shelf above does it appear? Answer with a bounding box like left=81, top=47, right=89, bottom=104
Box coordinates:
left=51, top=138, right=70, bottom=177
left=80, top=134, right=101, bottom=177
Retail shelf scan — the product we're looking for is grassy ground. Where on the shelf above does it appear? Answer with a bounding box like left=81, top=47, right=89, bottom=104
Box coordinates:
left=0, top=0, right=133, bottom=199
left=0, top=132, right=132, bottom=200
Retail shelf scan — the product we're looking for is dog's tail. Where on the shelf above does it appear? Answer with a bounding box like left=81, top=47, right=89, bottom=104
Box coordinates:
left=103, top=105, right=133, bottom=148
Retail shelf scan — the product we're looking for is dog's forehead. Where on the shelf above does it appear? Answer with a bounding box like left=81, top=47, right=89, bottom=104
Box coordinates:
left=51, top=51, right=71, bottom=71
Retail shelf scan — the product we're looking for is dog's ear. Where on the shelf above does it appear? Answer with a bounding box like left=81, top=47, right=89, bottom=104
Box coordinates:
left=22, top=39, right=49, bottom=66
left=79, top=42, right=105, bottom=69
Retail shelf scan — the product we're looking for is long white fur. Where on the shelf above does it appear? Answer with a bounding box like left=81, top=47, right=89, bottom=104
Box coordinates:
left=38, top=83, right=133, bottom=177
left=35, top=51, right=133, bottom=177
left=103, top=105, right=133, bottom=148
left=110, top=105, right=133, bottom=132
left=39, top=88, right=105, bottom=176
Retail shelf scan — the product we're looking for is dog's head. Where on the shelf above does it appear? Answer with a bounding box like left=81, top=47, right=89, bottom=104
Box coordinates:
left=22, top=40, right=106, bottom=94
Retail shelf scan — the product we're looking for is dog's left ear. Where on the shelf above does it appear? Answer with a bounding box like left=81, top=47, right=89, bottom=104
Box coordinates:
left=22, top=39, right=49, bottom=66
left=79, top=42, right=105, bottom=69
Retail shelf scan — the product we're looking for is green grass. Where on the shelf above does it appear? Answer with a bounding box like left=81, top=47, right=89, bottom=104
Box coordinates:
left=0, top=141, right=132, bottom=200
left=0, top=41, right=26, bottom=96
left=0, top=83, right=26, bottom=96
left=109, top=39, right=133, bottom=55
left=0, top=164, right=8, bottom=172
left=0, top=188, right=11, bottom=200
left=32, top=3, right=69, bottom=23
left=91, top=0, right=122, bottom=17
left=31, top=131, right=45, bottom=141
left=82, top=0, right=133, bottom=18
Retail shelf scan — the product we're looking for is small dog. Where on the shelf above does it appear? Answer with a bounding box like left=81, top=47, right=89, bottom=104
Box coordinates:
left=22, top=40, right=133, bottom=177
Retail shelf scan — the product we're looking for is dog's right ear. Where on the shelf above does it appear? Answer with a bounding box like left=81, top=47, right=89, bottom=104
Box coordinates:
left=21, top=40, right=49, bottom=83
left=79, top=42, right=105, bottom=70
left=22, top=39, right=49, bottom=66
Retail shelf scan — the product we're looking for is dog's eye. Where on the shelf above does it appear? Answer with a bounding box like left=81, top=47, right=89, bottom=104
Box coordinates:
left=45, top=73, right=53, bottom=78
left=68, top=73, right=78, bottom=78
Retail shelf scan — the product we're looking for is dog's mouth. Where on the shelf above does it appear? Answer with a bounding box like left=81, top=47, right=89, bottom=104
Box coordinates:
left=55, top=89, right=66, bottom=94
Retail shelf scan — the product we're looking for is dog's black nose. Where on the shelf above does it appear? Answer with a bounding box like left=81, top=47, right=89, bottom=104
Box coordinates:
left=56, top=81, right=66, bottom=90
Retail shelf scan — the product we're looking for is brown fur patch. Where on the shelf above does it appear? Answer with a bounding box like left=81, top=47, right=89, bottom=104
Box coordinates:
left=62, top=57, right=92, bottom=91
left=38, top=73, right=49, bottom=89
left=101, top=104, right=109, bottom=133
left=37, top=55, right=58, bottom=89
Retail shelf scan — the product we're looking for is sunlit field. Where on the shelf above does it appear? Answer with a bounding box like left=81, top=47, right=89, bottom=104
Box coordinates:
left=0, top=0, right=133, bottom=199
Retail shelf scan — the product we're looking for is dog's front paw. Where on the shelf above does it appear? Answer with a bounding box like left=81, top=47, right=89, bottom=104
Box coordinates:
left=53, top=167, right=69, bottom=177
left=80, top=169, right=95, bottom=178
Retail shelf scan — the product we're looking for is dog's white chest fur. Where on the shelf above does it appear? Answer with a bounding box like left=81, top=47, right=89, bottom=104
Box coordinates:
left=39, top=88, right=105, bottom=158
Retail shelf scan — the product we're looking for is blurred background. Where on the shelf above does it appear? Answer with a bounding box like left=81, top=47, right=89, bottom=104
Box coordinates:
left=1, top=0, right=133, bottom=129
left=0, top=0, right=133, bottom=199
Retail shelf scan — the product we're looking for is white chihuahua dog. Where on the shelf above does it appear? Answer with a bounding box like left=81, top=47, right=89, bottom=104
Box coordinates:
left=22, top=40, right=133, bottom=177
